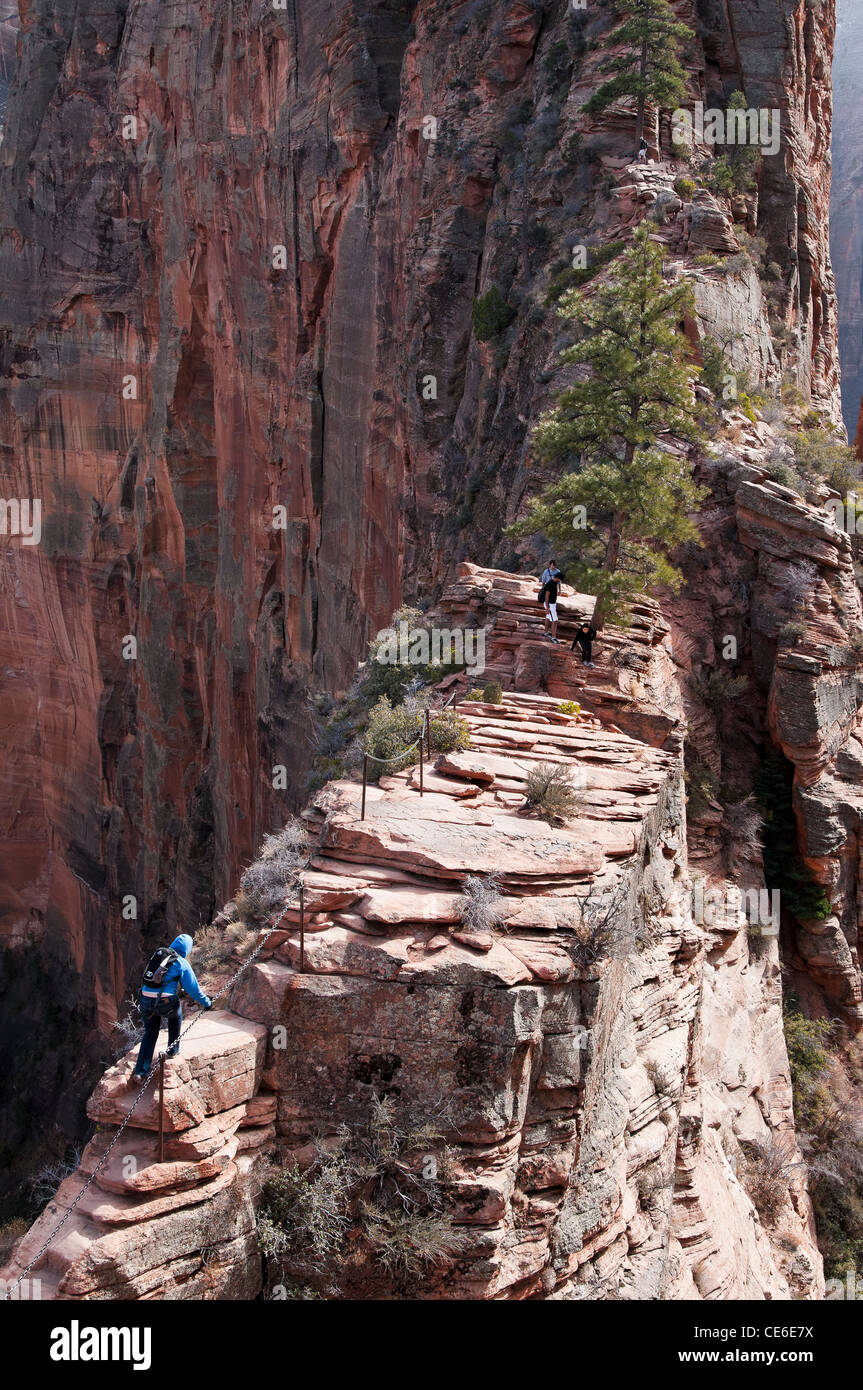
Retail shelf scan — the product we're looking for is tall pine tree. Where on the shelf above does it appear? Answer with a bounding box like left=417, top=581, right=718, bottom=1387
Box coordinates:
left=510, top=224, right=705, bottom=626
left=584, top=0, right=692, bottom=158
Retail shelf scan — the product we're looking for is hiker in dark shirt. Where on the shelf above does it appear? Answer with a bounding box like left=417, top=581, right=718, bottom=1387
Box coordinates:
left=572, top=621, right=598, bottom=667
left=541, top=573, right=564, bottom=643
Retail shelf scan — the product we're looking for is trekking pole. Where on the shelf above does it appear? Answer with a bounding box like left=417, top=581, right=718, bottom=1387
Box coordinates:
left=298, top=881, right=305, bottom=973
left=158, top=1055, right=165, bottom=1164
left=361, top=754, right=368, bottom=821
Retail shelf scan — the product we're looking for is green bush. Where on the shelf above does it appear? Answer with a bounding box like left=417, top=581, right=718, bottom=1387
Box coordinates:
left=429, top=708, right=471, bottom=754
left=482, top=680, right=503, bottom=704
left=544, top=240, right=625, bottom=305
left=472, top=286, right=516, bottom=341
left=707, top=156, right=736, bottom=195
left=778, top=620, right=807, bottom=643
left=364, top=697, right=424, bottom=779
left=674, top=176, right=695, bottom=199
left=788, top=426, right=861, bottom=495
left=557, top=700, right=580, bottom=717
left=361, top=605, right=457, bottom=707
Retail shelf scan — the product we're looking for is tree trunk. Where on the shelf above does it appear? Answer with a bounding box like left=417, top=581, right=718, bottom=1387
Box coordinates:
left=635, top=30, right=648, bottom=158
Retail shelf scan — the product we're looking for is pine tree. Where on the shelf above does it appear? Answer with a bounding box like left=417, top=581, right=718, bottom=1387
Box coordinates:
left=583, top=0, right=693, bottom=158
left=510, top=224, right=705, bottom=626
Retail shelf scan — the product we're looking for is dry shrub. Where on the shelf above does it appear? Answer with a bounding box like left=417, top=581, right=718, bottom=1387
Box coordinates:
left=235, top=819, right=309, bottom=927
left=258, top=1094, right=468, bottom=1297
left=0, top=1218, right=28, bottom=1265
left=742, top=1136, right=795, bottom=1224
left=458, top=873, right=504, bottom=934
left=524, top=762, right=580, bottom=824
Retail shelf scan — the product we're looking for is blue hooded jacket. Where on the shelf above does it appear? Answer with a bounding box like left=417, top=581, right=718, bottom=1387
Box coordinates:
left=142, top=934, right=211, bottom=1008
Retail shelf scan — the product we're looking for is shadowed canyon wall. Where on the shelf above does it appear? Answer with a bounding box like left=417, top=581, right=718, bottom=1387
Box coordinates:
left=0, top=0, right=849, bottom=1216
left=831, top=0, right=863, bottom=444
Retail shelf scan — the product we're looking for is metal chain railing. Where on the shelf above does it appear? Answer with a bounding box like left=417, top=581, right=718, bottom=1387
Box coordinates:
left=3, top=868, right=312, bottom=1299
left=361, top=688, right=460, bottom=819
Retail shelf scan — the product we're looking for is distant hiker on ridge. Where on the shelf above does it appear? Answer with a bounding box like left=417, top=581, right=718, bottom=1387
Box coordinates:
left=130, top=934, right=212, bottom=1085
left=572, top=620, right=598, bottom=668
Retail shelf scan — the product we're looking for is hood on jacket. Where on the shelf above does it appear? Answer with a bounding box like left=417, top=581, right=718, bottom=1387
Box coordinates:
left=170, top=934, right=193, bottom=958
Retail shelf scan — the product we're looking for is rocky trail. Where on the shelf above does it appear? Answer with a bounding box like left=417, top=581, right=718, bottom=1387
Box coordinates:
left=2, top=566, right=821, bottom=1300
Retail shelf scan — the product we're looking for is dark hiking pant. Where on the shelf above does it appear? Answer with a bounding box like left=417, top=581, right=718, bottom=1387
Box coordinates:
left=134, top=995, right=182, bottom=1077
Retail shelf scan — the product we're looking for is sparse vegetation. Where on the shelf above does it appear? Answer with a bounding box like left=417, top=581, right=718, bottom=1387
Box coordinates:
left=557, top=700, right=580, bottom=717
left=458, top=873, right=504, bottom=935
left=787, top=425, right=861, bottom=496
left=684, top=759, right=719, bottom=818
left=257, top=1095, right=467, bottom=1297
left=689, top=668, right=749, bottom=713
left=778, top=619, right=807, bottom=643
left=471, top=286, right=516, bottom=342
left=544, top=239, right=625, bottom=305
left=234, top=820, right=309, bottom=929
left=0, top=1218, right=28, bottom=1266
left=523, top=763, right=580, bottom=824
left=742, top=1136, right=795, bottom=1224
left=782, top=1004, right=863, bottom=1278
left=482, top=680, right=503, bottom=704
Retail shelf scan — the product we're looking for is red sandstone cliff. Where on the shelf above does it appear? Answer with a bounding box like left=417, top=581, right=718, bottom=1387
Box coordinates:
left=0, top=0, right=852, bottom=1240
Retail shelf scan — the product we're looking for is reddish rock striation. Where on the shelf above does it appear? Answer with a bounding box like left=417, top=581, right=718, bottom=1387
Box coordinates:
left=830, top=0, right=863, bottom=442
left=0, top=0, right=852, bottom=1242
left=2, top=572, right=823, bottom=1299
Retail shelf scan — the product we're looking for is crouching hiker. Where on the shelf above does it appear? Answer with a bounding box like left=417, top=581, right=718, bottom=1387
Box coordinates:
left=572, top=621, right=598, bottom=668
left=131, top=934, right=212, bottom=1085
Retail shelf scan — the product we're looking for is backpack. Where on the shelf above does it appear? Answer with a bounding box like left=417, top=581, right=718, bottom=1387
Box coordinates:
left=141, top=946, right=181, bottom=1015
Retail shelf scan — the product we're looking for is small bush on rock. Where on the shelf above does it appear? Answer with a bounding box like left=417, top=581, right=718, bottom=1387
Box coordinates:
left=459, top=873, right=504, bottom=935
left=235, top=820, right=309, bottom=927
left=258, top=1094, right=467, bottom=1297
left=523, top=763, right=580, bottom=824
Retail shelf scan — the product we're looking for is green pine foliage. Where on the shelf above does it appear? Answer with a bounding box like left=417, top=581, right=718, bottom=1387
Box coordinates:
left=754, top=753, right=831, bottom=921
left=583, top=0, right=693, bottom=156
left=509, top=224, right=706, bottom=625
left=471, top=286, right=515, bottom=342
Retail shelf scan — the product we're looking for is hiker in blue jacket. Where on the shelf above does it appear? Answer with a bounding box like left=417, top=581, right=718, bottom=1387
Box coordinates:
left=131, top=934, right=212, bottom=1084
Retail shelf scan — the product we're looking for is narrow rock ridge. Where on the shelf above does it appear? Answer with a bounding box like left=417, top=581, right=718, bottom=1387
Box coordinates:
left=4, top=567, right=822, bottom=1300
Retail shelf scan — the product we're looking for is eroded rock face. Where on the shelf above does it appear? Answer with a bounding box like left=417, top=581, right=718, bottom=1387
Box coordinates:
left=0, top=1013, right=272, bottom=1300
left=831, top=0, right=863, bottom=441
left=0, top=0, right=845, bottom=1202
left=3, top=576, right=823, bottom=1300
